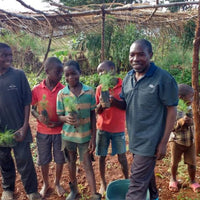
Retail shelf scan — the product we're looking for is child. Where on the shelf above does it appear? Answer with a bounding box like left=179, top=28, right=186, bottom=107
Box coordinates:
left=0, top=43, right=41, bottom=200
left=169, top=84, right=200, bottom=192
left=57, top=60, right=101, bottom=200
left=31, top=57, right=65, bottom=198
left=95, top=60, right=128, bottom=195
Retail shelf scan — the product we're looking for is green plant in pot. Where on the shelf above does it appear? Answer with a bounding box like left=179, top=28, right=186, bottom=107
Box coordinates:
left=99, top=73, right=116, bottom=108
left=64, top=96, right=80, bottom=127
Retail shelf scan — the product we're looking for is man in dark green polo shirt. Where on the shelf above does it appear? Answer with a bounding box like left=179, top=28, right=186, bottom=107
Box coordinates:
left=120, top=39, right=178, bottom=200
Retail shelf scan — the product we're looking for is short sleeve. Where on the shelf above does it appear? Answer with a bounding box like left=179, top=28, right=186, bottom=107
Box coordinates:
left=90, top=89, right=96, bottom=111
left=56, top=90, right=65, bottom=115
left=20, top=71, right=32, bottom=106
left=120, top=79, right=126, bottom=100
left=95, top=85, right=101, bottom=104
left=31, top=86, right=38, bottom=106
left=159, top=75, right=178, bottom=106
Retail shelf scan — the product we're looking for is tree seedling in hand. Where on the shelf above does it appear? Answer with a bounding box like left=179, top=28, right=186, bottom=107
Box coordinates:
left=99, top=73, right=116, bottom=108
left=0, top=128, right=16, bottom=147
left=64, top=96, right=80, bottom=127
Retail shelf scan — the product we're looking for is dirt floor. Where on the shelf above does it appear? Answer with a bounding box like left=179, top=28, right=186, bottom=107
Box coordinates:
left=1, top=116, right=200, bottom=200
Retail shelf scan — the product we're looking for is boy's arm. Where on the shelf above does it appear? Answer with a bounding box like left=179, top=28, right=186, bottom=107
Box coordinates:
left=96, top=103, right=105, bottom=114
left=31, top=105, right=50, bottom=125
left=156, top=106, right=177, bottom=160
left=14, top=105, right=30, bottom=142
left=110, top=96, right=126, bottom=110
left=31, top=105, right=39, bottom=119
left=88, top=110, right=96, bottom=153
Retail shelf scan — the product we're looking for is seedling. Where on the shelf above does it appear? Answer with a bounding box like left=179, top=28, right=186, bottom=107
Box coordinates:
left=0, top=129, right=16, bottom=147
left=99, top=73, right=116, bottom=108
left=64, top=96, right=77, bottom=114
left=64, top=96, right=80, bottom=127
left=40, top=94, right=48, bottom=118
left=99, top=72, right=116, bottom=92
left=178, top=99, right=192, bottom=117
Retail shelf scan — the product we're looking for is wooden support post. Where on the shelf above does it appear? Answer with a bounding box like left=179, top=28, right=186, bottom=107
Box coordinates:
left=101, top=5, right=105, bottom=62
left=37, top=30, right=53, bottom=77
left=192, top=2, right=200, bottom=155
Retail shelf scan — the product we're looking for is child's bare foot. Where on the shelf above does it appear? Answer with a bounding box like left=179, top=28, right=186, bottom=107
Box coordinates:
left=169, top=180, right=179, bottom=192
left=99, top=183, right=106, bottom=196
left=39, top=184, right=50, bottom=198
left=55, top=185, right=65, bottom=197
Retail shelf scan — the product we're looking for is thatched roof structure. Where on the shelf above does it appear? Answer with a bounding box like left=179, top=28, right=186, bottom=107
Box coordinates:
left=0, top=1, right=199, bottom=38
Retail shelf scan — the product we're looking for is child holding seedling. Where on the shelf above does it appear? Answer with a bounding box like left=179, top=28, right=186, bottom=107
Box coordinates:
left=169, top=84, right=200, bottom=193
left=57, top=60, right=101, bottom=200
left=0, top=43, right=41, bottom=200
left=31, top=57, right=66, bottom=198
left=95, top=60, right=128, bottom=195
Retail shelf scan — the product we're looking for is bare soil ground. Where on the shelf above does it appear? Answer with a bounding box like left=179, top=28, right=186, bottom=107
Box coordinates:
left=1, top=116, right=200, bottom=200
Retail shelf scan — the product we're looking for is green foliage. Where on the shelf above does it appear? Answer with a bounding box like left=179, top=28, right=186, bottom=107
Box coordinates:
left=85, top=32, right=101, bottom=67
left=180, top=20, right=195, bottom=50
left=110, top=24, right=145, bottom=71
left=27, top=72, right=45, bottom=89
left=0, top=30, right=45, bottom=72
left=0, top=30, right=45, bottom=57
left=99, top=73, right=116, bottom=91
left=64, top=96, right=77, bottom=113
left=40, top=94, right=48, bottom=110
left=80, top=73, right=100, bottom=89
left=71, top=23, right=144, bottom=71
left=178, top=99, right=189, bottom=114
left=154, top=35, right=192, bottom=85
left=53, top=50, right=69, bottom=62
left=0, top=129, right=15, bottom=147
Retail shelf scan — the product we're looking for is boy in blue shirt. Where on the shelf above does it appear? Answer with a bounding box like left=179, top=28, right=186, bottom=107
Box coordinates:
left=0, top=43, right=41, bottom=200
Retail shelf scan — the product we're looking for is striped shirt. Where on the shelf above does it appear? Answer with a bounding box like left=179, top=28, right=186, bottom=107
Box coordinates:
left=57, top=83, right=96, bottom=143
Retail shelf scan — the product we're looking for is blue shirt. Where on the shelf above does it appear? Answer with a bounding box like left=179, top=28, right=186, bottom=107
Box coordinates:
left=121, top=62, right=178, bottom=156
left=0, top=67, right=32, bottom=142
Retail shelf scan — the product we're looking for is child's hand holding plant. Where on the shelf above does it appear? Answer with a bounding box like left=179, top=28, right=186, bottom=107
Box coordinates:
left=64, top=96, right=79, bottom=126
left=177, top=99, right=193, bottom=127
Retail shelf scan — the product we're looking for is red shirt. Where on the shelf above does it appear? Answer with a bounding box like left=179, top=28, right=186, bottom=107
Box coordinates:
left=96, top=78, right=125, bottom=133
left=32, top=80, right=64, bottom=134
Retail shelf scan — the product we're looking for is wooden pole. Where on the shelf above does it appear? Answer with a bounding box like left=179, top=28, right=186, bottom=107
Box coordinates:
left=37, top=30, right=53, bottom=76
left=192, top=2, right=200, bottom=155
left=101, top=5, right=105, bottom=62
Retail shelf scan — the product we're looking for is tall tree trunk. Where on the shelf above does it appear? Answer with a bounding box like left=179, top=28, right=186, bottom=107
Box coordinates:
left=192, top=2, right=200, bottom=155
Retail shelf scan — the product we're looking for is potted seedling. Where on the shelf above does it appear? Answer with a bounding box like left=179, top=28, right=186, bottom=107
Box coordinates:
left=39, top=94, right=49, bottom=124
left=0, top=128, right=16, bottom=147
left=64, top=96, right=80, bottom=127
left=178, top=99, right=192, bottom=118
left=99, top=73, right=116, bottom=108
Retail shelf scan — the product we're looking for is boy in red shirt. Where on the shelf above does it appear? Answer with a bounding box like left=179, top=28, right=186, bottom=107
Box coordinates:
left=95, top=60, right=128, bottom=195
left=31, top=57, right=65, bottom=198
